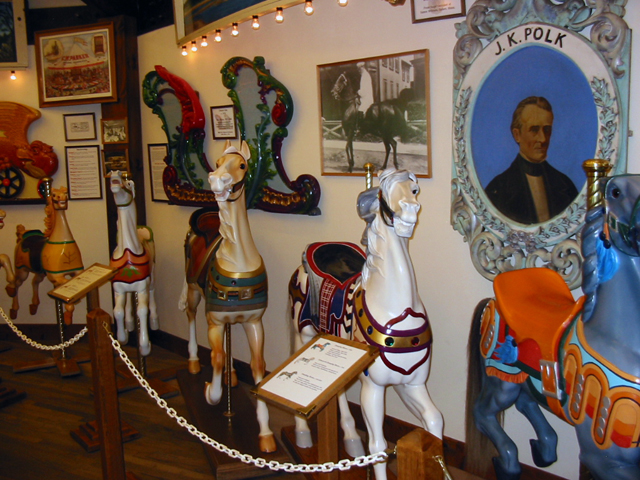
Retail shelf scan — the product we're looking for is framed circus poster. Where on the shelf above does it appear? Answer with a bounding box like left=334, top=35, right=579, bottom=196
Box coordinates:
left=34, top=22, right=117, bottom=108
left=450, top=0, right=630, bottom=288
left=0, top=0, right=28, bottom=69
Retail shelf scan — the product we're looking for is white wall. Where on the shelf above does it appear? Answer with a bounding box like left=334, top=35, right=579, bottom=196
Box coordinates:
left=2, top=2, right=640, bottom=479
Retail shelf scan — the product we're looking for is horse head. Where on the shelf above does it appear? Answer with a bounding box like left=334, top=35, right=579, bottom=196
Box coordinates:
left=110, top=170, right=135, bottom=207
left=208, top=140, right=251, bottom=202
left=331, top=73, right=348, bottom=101
left=377, top=168, right=420, bottom=238
left=50, top=187, right=68, bottom=211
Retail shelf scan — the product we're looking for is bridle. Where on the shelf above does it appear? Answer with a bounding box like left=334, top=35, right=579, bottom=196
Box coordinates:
left=221, top=152, right=248, bottom=203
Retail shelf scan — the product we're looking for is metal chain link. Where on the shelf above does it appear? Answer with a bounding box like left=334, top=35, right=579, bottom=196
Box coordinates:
left=104, top=322, right=388, bottom=473
left=0, top=307, right=87, bottom=350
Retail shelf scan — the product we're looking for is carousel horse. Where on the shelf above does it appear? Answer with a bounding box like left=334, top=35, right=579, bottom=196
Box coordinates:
left=9, top=186, right=82, bottom=323
left=331, top=72, right=411, bottom=173
left=109, top=171, right=158, bottom=357
left=203, top=140, right=276, bottom=453
left=289, top=168, right=443, bottom=480
left=465, top=164, right=640, bottom=480
left=0, top=210, right=16, bottom=292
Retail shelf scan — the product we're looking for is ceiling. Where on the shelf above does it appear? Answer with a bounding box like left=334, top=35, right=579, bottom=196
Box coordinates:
left=25, top=0, right=175, bottom=42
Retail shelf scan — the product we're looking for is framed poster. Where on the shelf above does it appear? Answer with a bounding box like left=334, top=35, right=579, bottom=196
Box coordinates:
left=148, top=143, right=169, bottom=202
left=101, top=118, right=128, bottom=144
left=65, top=146, right=102, bottom=200
left=0, top=0, right=28, bottom=68
left=174, top=0, right=304, bottom=45
left=450, top=0, right=630, bottom=288
left=411, top=0, right=466, bottom=23
left=63, top=113, right=97, bottom=141
left=35, top=22, right=117, bottom=108
left=211, top=105, right=237, bottom=139
left=102, top=148, right=129, bottom=176
left=319, top=50, right=431, bottom=177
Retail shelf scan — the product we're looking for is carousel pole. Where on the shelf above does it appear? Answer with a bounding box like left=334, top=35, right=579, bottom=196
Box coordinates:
left=224, top=323, right=234, bottom=417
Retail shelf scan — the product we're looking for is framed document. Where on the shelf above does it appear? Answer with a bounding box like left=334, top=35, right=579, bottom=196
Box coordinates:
left=211, top=105, right=237, bottom=139
left=65, top=146, right=102, bottom=200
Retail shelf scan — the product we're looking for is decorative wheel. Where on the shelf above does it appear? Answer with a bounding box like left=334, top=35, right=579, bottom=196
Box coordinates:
left=0, top=167, right=25, bottom=199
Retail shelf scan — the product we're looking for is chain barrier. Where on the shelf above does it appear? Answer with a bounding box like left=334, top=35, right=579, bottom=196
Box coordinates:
left=0, top=307, right=87, bottom=351
left=104, top=322, right=388, bottom=474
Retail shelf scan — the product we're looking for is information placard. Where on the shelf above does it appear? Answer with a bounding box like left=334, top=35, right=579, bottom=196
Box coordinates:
left=49, top=263, right=117, bottom=304
left=254, top=334, right=377, bottom=418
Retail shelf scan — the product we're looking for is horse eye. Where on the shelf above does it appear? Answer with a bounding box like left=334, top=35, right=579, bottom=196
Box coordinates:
left=611, top=187, right=621, bottom=198
left=240, top=163, right=246, bottom=170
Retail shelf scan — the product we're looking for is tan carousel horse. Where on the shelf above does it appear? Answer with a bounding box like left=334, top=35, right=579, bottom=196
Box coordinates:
left=0, top=210, right=16, bottom=291
left=9, top=186, right=83, bottom=323
left=203, top=140, right=276, bottom=453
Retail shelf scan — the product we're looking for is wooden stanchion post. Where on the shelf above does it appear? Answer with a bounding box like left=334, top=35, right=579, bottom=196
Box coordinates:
left=86, top=306, right=127, bottom=480
left=396, top=428, right=446, bottom=480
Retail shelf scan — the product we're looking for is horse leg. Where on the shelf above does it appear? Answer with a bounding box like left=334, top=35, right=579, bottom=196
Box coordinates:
left=29, top=272, right=45, bottom=316
left=359, top=373, right=389, bottom=480
left=394, top=382, right=444, bottom=439
left=242, top=317, right=276, bottom=453
left=136, top=290, right=151, bottom=356
left=112, top=289, right=129, bottom=345
left=125, top=292, right=135, bottom=332
left=180, top=280, right=202, bottom=374
left=390, top=137, right=398, bottom=169
left=0, top=253, right=15, bottom=292
left=337, top=390, right=365, bottom=457
left=346, top=136, right=355, bottom=173
left=204, top=315, right=225, bottom=405
left=474, top=375, right=522, bottom=480
left=514, top=391, right=557, bottom=467
left=382, top=141, right=391, bottom=170
left=148, top=268, right=159, bottom=331
left=9, top=268, right=29, bottom=318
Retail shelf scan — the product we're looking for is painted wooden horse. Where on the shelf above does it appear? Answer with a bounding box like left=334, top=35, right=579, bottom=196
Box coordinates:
left=203, top=140, right=275, bottom=453
left=465, top=160, right=640, bottom=480
left=0, top=209, right=16, bottom=292
left=8, top=185, right=83, bottom=323
left=109, top=171, right=158, bottom=357
left=289, top=168, right=443, bottom=480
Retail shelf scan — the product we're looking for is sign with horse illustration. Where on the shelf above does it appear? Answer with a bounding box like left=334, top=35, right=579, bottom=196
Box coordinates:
left=318, top=50, right=431, bottom=177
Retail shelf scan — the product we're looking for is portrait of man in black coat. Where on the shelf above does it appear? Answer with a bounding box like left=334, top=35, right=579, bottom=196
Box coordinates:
left=485, top=96, right=578, bottom=225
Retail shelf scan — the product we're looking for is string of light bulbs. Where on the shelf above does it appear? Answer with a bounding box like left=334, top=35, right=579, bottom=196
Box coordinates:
left=181, top=0, right=348, bottom=56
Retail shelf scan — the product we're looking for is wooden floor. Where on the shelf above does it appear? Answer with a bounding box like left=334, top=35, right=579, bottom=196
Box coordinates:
left=0, top=333, right=485, bottom=480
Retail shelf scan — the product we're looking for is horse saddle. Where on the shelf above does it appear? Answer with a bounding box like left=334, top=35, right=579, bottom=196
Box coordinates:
left=486, top=268, right=584, bottom=399
left=185, top=208, right=221, bottom=289
left=301, top=242, right=366, bottom=335
left=17, top=230, right=46, bottom=273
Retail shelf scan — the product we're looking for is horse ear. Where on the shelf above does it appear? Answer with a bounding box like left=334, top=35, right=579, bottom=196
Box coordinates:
left=239, top=140, right=251, bottom=161
left=223, top=139, right=232, bottom=152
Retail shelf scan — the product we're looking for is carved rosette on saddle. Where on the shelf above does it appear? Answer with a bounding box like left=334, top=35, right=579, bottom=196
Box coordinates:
left=205, top=258, right=267, bottom=312
left=292, top=242, right=365, bottom=336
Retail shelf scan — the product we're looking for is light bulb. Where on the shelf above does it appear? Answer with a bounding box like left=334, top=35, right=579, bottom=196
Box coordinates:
left=338, top=0, right=348, bottom=5
left=181, top=45, right=188, bottom=56
left=252, top=15, right=260, bottom=29
left=214, top=29, right=222, bottom=42
left=9, top=71, right=16, bottom=80
left=305, top=0, right=314, bottom=15
left=232, top=23, right=239, bottom=36
left=201, top=36, right=208, bottom=47
left=275, top=7, right=284, bottom=23
left=191, top=40, right=197, bottom=52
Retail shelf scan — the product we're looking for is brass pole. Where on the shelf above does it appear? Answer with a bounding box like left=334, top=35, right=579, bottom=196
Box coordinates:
left=364, top=163, right=374, bottom=190
left=582, top=159, right=612, bottom=211
left=224, top=323, right=234, bottom=417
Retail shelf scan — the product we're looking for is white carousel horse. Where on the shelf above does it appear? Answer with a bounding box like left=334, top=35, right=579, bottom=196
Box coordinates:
left=0, top=210, right=16, bottom=293
left=204, top=140, right=276, bottom=453
left=9, top=186, right=83, bottom=323
left=109, top=171, right=158, bottom=356
left=289, top=168, right=443, bottom=480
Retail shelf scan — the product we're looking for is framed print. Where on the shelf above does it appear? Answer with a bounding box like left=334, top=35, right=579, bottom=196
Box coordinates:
left=174, top=0, right=304, bottom=45
left=35, top=22, right=117, bottom=108
left=102, top=148, right=129, bottom=176
left=319, top=50, right=431, bottom=177
left=148, top=143, right=169, bottom=202
left=63, top=113, right=97, bottom=141
left=450, top=0, right=630, bottom=288
left=211, top=105, right=237, bottom=139
left=101, top=118, right=128, bottom=144
left=65, top=146, right=102, bottom=200
left=0, top=0, right=28, bottom=68
left=411, top=0, right=466, bottom=23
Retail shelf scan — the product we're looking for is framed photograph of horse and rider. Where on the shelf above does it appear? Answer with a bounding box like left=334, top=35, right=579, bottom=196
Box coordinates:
left=318, top=50, right=431, bottom=178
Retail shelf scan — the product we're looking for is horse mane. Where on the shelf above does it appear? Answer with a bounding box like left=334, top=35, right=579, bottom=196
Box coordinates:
left=43, top=200, right=54, bottom=238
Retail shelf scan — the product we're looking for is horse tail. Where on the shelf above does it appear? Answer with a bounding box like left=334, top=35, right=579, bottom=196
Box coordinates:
left=178, top=277, right=189, bottom=312
left=465, top=298, right=499, bottom=477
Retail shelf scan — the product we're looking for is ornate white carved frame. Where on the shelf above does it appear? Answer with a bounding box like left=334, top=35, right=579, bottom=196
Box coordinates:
left=451, top=0, right=630, bottom=289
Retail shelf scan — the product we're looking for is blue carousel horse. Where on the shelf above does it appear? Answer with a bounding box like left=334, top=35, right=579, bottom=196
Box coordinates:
left=465, top=161, right=640, bottom=480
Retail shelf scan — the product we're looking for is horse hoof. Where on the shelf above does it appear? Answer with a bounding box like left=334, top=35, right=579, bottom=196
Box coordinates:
left=125, top=320, right=135, bottom=332
left=10, top=309, right=17, bottom=319
left=63, top=311, right=73, bottom=326
left=150, top=317, right=159, bottom=330
left=188, top=360, right=201, bottom=375
left=224, top=370, right=238, bottom=387
left=259, top=434, right=277, bottom=453
left=139, top=343, right=151, bottom=357
left=204, top=382, right=221, bottom=406
left=530, top=439, right=556, bottom=468
left=5, top=286, right=15, bottom=297
left=29, top=304, right=38, bottom=315
left=344, top=437, right=365, bottom=458
left=118, top=330, right=129, bottom=346
left=492, top=457, right=521, bottom=480
left=295, top=430, right=313, bottom=449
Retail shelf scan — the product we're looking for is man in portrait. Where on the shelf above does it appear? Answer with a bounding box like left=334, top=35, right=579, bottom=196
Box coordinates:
left=485, top=96, right=578, bottom=224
